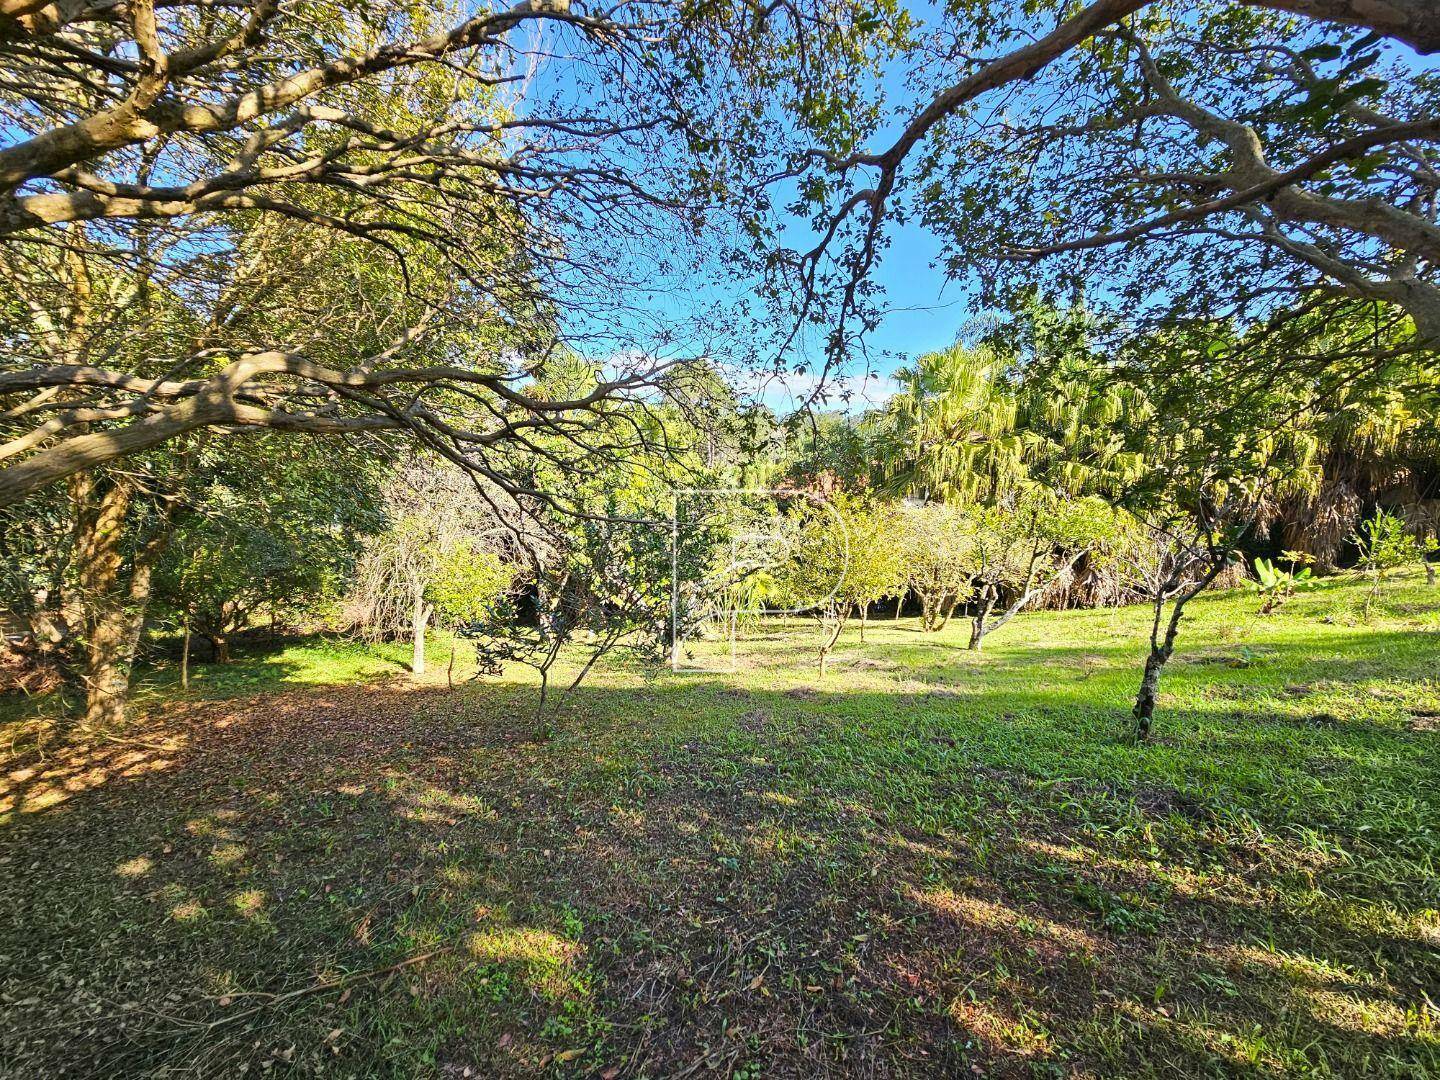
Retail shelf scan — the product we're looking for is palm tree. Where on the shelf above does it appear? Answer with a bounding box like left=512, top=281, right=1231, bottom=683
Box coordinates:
left=877, top=344, right=1026, bottom=503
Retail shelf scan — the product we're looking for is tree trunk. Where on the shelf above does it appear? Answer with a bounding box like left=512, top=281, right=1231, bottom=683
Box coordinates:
left=967, top=619, right=985, bottom=650
left=859, top=603, right=867, bottom=642
left=818, top=608, right=846, bottom=678
left=937, top=594, right=958, bottom=632
left=729, top=606, right=738, bottom=667
left=968, top=591, right=997, bottom=651
left=210, top=634, right=231, bottom=664
left=72, top=474, right=133, bottom=727
left=411, top=593, right=433, bottom=675
left=1427, top=560, right=1436, bottom=588
left=81, top=542, right=163, bottom=726
left=895, top=592, right=904, bottom=620
left=70, top=474, right=175, bottom=727
left=1132, top=549, right=1229, bottom=739
left=975, top=550, right=1086, bottom=651
left=1364, top=567, right=1380, bottom=617
left=83, top=601, right=139, bottom=727
left=1132, top=648, right=1169, bottom=740
left=181, top=618, right=191, bottom=690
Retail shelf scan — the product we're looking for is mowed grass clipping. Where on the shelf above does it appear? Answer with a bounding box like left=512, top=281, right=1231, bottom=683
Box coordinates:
left=1, top=570, right=1437, bottom=1077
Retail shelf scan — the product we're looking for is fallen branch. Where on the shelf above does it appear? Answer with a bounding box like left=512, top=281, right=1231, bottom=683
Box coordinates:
left=202, top=942, right=459, bottom=1030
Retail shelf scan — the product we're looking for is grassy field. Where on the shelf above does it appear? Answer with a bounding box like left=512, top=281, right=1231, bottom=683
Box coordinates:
left=2, top=572, right=1438, bottom=1077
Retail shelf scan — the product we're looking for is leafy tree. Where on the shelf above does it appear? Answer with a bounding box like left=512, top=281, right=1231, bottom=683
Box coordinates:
left=966, top=493, right=1125, bottom=651
left=896, top=502, right=976, bottom=633
left=780, top=413, right=873, bottom=494
left=1122, top=507, right=1248, bottom=740
left=1086, top=315, right=1334, bottom=737
left=837, top=499, right=907, bottom=641
left=1002, top=303, right=1151, bottom=497
left=1114, top=400, right=1310, bottom=738
left=772, top=495, right=855, bottom=677
left=0, top=0, right=902, bottom=506
left=775, top=493, right=906, bottom=652
left=879, top=316, right=1153, bottom=509
left=155, top=439, right=384, bottom=667
left=469, top=395, right=731, bottom=708
left=349, top=462, right=511, bottom=677
left=790, top=3, right=1438, bottom=381
left=1352, top=510, right=1439, bottom=613
left=879, top=345, right=1025, bottom=503
left=0, top=209, right=420, bottom=723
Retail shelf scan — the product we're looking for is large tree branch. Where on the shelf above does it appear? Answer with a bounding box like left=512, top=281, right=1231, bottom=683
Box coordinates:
left=999, top=117, right=1440, bottom=260
left=1252, top=0, right=1440, bottom=53
left=816, top=0, right=1439, bottom=272
left=0, top=391, right=229, bottom=505
left=1121, top=34, right=1440, bottom=264
left=0, top=343, right=685, bottom=507
left=0, top=0, right=584, bottom=193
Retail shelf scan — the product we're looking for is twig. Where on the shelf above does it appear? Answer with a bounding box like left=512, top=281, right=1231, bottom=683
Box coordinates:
left=201, top=943, right=458, bottom=1030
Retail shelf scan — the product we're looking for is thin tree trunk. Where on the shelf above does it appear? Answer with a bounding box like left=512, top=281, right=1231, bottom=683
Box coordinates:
left=968, top=589, right=997, bottom=651
left=818, top=608, right=846, bottom=677
left=1132, top=648, right=1167, bottom=740
left=1132, top=550, right=1231, bottom=739
left=181, top=617, right=191, bottom=690
left=967, top=604, right=990, bottom=648
left=411, top=592, right=433, bottom=675
left=895, top=592, right=904, bottom=620
left=859, top=603, right=867, bottom=642
left=972, top=550, right=1087, bottom=651
left=937, top=594, right=958, bottom=632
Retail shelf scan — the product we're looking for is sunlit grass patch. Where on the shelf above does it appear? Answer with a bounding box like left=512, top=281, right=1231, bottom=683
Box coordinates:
left=114, top=854, right=154, bottom=878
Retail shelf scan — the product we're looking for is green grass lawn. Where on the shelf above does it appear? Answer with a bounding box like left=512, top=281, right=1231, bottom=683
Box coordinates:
left=2, top=572, right=1437, bottom=1077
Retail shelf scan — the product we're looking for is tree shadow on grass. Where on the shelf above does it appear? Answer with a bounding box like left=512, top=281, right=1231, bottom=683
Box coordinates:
left=0, top=670, right=1436, bottom=1077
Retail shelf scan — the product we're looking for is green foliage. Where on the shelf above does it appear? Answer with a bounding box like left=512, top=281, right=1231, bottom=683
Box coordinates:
left=154, top=438, right=386, bottom=647
left=771, top=496, right=852, bottom=614
left=895, top=501, right=975, bottom=631
left=1352, top=511, right=1435, bottom=577
left=891, top=3, right=1439, bottom=388
left=1249, top=557, right=1315, bottom=614
left=772, top=492, right=904, bottom=614
left=879, top=344, right=1025, bottom=502
left=429, top=543, right=515, bottom=629
left=837, top=499, right=907, bottom=610
left=778, top=412, right=873, bottom=491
